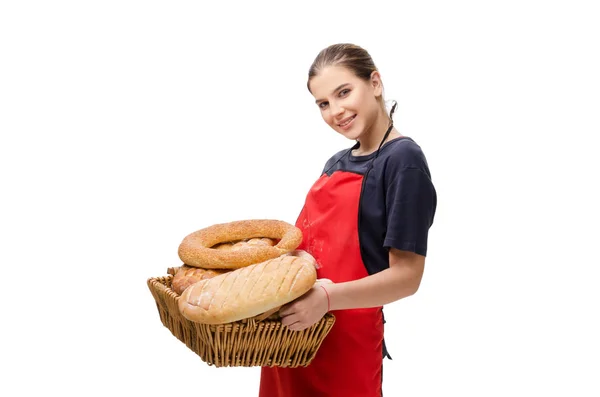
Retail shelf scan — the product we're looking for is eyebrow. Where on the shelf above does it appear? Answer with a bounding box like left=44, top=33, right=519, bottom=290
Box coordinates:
left=315, top=83, right=350, bottom=104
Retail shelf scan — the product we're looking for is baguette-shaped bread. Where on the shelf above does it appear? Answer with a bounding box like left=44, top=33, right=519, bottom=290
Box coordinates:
left=178, top=254, right=317, bottom=324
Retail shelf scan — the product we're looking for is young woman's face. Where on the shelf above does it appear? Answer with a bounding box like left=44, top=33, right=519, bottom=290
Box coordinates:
left=309, top=65, right=382, bottom=140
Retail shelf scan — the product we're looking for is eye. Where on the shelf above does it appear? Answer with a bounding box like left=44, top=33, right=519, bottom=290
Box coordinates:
left=318, top=102, right=329, bottom=109
left=339, top=88, right=350, bottom=97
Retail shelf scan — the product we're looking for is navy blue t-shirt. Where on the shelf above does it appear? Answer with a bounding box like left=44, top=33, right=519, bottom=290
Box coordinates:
left=322, top=137, right=437, bottom=275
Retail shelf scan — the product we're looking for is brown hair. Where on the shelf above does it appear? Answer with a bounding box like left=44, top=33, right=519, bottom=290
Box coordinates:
left=307, top=43, right=393, bottom=118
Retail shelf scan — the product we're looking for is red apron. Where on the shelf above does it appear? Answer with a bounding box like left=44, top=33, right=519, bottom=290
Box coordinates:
left=259, top=170, right=385, bottom=397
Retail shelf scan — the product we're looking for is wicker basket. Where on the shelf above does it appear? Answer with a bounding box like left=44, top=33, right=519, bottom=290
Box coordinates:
left=147, top=273, right=336, bottom=368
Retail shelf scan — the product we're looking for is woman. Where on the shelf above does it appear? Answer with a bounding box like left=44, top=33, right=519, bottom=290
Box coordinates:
left=259, top=43, right=437, bottom=397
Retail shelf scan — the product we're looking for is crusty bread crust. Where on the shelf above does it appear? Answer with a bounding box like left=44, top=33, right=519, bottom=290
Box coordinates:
left=178, top=220, right=303, bottom=269
left=178, top=255, right=317, bottom=324
left=172, top=238, right=276, bottom=294
left=171, top=266, right=230, bottom=295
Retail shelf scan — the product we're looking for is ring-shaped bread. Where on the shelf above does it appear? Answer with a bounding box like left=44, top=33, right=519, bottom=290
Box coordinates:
left=178, top=219, right=303, bottom=269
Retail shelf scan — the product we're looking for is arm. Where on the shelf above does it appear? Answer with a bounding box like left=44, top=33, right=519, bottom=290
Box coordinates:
left=279, top=248, right=425, bottom=330
left=326, top=248, right=424, bottom=311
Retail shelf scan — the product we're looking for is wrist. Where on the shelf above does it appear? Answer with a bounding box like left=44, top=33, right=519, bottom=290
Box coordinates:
left=319, top=285, right=331, bottom=312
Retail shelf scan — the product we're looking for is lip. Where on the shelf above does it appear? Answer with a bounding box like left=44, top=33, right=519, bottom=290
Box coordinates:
left=337, top=115, right=356, bottom=129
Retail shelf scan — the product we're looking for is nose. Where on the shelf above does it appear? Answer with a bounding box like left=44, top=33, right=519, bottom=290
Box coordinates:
left=329, top=101, right=344, bottom=118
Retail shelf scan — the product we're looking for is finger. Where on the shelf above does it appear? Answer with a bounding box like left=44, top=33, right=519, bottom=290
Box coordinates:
left=286, top=320, right=301, bottom=331
left=280, top=313, right=300, bottom=327
left=279, top=303, right=296, bottom=317
left=288, top=322, right=308, bottom=331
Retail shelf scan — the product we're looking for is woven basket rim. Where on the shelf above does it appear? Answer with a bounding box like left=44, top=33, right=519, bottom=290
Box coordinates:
left=148, top=272, right=336, bottom=367
left=148, top=274, right=329, bottom=325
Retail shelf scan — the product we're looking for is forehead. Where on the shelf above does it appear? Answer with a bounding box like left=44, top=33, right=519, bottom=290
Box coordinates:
left=310, top=66, right=364, bottom=98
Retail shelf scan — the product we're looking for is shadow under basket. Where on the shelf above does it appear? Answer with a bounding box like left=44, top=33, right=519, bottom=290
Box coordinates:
left=147, top=274, right=336, bottom=368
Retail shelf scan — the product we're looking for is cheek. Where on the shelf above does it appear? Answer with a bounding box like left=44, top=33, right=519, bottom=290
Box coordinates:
left=356, top=97, right=377, bottom=118
left=345, top=96, right=363, bottom=114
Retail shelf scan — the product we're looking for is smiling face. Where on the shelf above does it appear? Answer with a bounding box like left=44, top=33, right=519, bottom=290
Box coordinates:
left=309, top=65, right=384, bottom=141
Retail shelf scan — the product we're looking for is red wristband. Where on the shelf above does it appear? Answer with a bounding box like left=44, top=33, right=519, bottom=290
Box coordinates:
left=320, top=285, right=330, bottom=312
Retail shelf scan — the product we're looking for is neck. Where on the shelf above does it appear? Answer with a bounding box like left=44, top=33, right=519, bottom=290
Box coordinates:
left=354, top=109, right=399, bottom=155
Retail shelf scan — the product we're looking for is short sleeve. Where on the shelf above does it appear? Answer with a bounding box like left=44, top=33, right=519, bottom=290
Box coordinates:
left=383, top=167, right=437, bottom=256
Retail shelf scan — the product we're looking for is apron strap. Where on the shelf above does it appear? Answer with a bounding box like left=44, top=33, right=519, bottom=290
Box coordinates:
left=376, top=101, right=398, bottom=154
left=378, top=103, right=397, bottom=362
left=382, top=310, right=393, bottom=360
left=368, top=100, right=398, bottom=173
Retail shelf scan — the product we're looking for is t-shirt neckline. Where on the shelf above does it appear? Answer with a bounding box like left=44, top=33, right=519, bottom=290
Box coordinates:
left=348, top=136, right=413, bottom=162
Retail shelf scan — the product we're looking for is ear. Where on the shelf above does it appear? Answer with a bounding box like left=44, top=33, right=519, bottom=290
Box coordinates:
left=370, top=70, right=383, bottom=97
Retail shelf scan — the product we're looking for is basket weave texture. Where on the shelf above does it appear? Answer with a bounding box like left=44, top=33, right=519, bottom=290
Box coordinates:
left=147, top=274, right=336, bottom=368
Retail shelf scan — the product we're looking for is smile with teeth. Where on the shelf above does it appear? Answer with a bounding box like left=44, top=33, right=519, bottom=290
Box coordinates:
left=338, top=115, right=356, bottom=127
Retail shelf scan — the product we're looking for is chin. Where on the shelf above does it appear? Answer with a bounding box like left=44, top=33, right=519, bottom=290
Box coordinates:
left=336, top=128, right=362, bottom=141
left=332, top=125, right=362, bottom=141
left=340, top=132, right=361, bottom=141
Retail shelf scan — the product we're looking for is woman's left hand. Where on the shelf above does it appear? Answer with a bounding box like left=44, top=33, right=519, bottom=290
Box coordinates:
left=279, top=284, right=330, bottom=331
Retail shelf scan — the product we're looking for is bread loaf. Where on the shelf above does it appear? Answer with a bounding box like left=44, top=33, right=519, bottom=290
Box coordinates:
left=178, top=220, right=302, bottom=269
left=172, top=238, right=276, bottom=294
left=178, top=254, right=317, bottom=324
left=213, top=237, right=275, bottom=251
left=171, top=266, right=230, bottom=295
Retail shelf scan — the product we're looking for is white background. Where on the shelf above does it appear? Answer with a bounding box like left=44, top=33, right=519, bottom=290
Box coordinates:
left=1, top=1, right=599, bottom=396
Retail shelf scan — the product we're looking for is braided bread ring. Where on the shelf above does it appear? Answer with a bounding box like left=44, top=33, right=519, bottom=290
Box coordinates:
left=177, top=219, right=303, bottom=269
